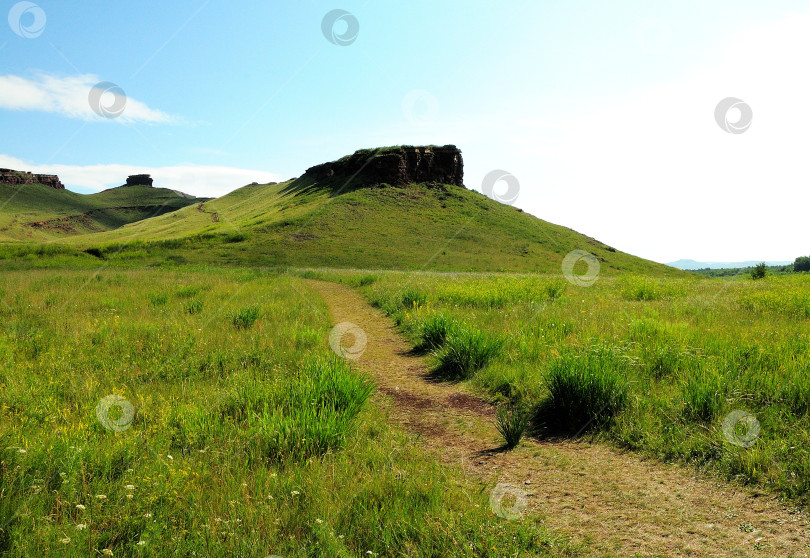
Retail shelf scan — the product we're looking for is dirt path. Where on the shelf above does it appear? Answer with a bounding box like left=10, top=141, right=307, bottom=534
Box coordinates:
left=307, top=280, right=810, bottom=557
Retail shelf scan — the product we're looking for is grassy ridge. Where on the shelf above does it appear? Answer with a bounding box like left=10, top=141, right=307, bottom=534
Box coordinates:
left=0, top=268, right=571, bottom=556
left=3, top=171, right=685, bottom=275
left=315, top=270, right=810, bottom=505
left=0, top=183, right=205, bottom=242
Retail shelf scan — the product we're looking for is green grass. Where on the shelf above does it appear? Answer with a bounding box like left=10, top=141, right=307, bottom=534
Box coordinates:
left=435, top=325, right=504, bottom=380
left=0, top=267, right=571, bottom=556
left=2, top=155, right=687, bottom=275
left=229, top=304, right=260, bottom=329
left=496, top=404, right=531, bottom=449
left=0, top=183, right=205, bottom=242
left=336, top=270, right=810, bottom=506
left=541, top=347, right=629, bottom=433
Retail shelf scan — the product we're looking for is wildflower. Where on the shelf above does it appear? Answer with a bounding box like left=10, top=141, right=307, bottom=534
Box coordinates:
left=17, top=449, right=26, bottom=454
left=291, top=490, right=300, bottom=496
left=60, top=537, right=71, bottom=544
left=76, top=524, right=87, bottom=531
left=137, top=541, right=146, bottom=546
left=144, top=513, right=152, bottom=518
left=102, top=549, right=113, bottom=556
left=315, top=518, right=323, bottom=524
left=167, top=455, right=174, bottom=461
left=75, top=504, right=86, bottom=511
left=125, top=485, right=135, bottom=490
left=95, top=494, right=107, bottom=500
left=126, top=494, right=134, bottom=499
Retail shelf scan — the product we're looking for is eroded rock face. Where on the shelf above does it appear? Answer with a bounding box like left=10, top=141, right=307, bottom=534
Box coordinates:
left=0, top=169, right=64, bottom=189
left=126, top=174, right=154, bottom=187
left=302, top=145, right=464, bottom=188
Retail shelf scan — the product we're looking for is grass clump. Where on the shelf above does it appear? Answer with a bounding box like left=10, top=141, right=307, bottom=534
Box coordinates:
left=435, top=325, right=504, bottom=379
left=230, top=304, right=260, bottom=329
left=541, top=348, right=629, bottom=433
left=184, top=299, right=203, bottom=315
left=496, top=404, right=531, bottom=449
left=417, top=313, right=455, bottom=351
left=401, top=288, right=427, bottom=308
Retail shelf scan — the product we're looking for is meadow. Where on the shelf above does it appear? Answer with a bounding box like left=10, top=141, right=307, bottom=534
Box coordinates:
left=0, top=268, right=568, bottom=557
left=308, top=269, right=810, bottom=506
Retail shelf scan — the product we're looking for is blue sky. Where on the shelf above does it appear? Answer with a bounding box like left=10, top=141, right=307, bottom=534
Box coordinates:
left=2, top=0, right=809, bottom=262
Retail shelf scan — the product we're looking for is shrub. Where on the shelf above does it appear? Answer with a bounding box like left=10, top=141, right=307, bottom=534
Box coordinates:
left=541, top=349, right=629, bottom=432
left=435, top=326, right=504, bottom=379
left=751, top=262, right=767, bottom=280
left=794, top=256, right=810, bottom=272
left=496, top=404, right=531, bottom=449
left=230, top=304, right=260, bottom=329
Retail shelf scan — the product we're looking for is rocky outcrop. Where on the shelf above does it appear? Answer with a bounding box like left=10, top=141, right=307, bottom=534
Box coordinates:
left=0, top=168, right=64, bottom=189
left=301, top=145, right=464, bottom=188
left=126, top=174, right=153, bottom=187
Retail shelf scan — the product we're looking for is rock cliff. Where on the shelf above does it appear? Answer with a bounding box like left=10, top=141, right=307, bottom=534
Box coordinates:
left=301, top=145, right=464, bottom=188
left=125, top=174, right=154, bottom=187
left=0, top=168, right=64, bottom=189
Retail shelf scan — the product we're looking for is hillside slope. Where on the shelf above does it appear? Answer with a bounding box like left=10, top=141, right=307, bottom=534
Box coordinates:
left=0, top=182, right=206, bottom=242
left=68, top=146, right=683, bottom=276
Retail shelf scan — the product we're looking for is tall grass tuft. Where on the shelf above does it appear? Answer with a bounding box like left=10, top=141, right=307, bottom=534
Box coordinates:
left=230, top=304, right=260, bottom=329
left=435, top=326, right=504, bottom=379
left=184, top=299, right=203, bottom=315
left=541, top=348, right=629, bottom=432
left=416, top=313, right=455, bottom=351
left=401, top=288, right=427, bottom=308
left=681, top=370, right=726, bottom=422
left=496, top=404, right=531, bottom=449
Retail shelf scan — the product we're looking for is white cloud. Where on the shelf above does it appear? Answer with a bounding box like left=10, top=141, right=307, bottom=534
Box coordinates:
left=0, top=73, right=174, bottom=123
left=0, top=155, right=280, bottom=198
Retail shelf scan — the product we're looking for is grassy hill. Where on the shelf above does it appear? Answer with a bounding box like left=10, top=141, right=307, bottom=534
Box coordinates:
left=0, top=148, right=685, bottom=275
left=0, top=182, right=206, bottom=242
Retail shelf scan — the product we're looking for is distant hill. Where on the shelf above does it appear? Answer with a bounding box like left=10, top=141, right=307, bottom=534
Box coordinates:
left=54, top=146, right=686, bottom=275
left=0, top=172, right=207, bottom=242
left=669, top=259, right=792, bottom=270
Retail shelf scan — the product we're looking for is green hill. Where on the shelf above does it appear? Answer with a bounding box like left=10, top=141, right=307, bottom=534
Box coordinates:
left=43, top=146, right=680, bottom=276
left=0, top=182, right=206, bottom=242
left=0, top=147, right=684, bottom=275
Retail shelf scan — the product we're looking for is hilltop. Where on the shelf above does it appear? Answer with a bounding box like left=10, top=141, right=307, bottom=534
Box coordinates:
left=0, top=172, right=207, bottom=242
left=33, top=145, right=684, bottom=276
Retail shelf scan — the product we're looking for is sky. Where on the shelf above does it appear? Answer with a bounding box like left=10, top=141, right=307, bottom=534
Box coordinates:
left=1, top=0, right=809, bottom=263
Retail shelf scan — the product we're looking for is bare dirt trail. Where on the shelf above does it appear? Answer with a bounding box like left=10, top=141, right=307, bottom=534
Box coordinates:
left=307, top=279, right=810, bottom=557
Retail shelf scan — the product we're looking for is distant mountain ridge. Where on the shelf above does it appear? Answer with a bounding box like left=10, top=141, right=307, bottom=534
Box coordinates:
left=669, top=259, right=792, bottom=270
